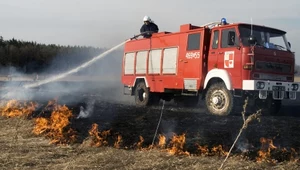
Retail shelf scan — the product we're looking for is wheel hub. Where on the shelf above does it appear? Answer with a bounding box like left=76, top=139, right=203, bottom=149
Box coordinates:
left=138, top=88, right=147, bottom=102
left=212, top=96, right=221, bottom=105
left=211, top=90, right=226, bottom=110
left=142, top=92, right=146, bottom=99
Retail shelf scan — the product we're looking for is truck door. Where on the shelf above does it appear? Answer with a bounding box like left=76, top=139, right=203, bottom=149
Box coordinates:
left=216, top=27, right=242, bottom=89
left=207, top=30, right=220, bottom=70
left=182, top=31, right=204, bottom=90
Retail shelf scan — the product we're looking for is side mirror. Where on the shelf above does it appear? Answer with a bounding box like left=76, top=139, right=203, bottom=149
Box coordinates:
left=227, top=31, right=235, bottom=46
left=288, top=42, right=291, bottom=48
left=248, top=35, right=257, bottom=45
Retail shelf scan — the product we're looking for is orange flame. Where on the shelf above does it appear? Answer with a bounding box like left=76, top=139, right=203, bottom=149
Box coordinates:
left=136, top=136, right=144, bottom=149
left=114, top=135, right=123, bottom=149
left=167, top=133, right=190, bottom=156
left=88, top=123, right=110, bottom=147
left=211, top=145, right=228, bottom=156
left=158, top=134, right=166, bottom=149
left=256, top=137, right=277, bottom=163
left=196, top=143, right=209, bottom=156
left=33, top=102, right=76, bottom=144
left=1, top=100, right=38, bottom=118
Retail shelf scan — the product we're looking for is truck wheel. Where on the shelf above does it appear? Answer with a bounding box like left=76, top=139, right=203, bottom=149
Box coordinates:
left=134, top=81, right=159, bottom=107
left=205, top=82, right=233, bottom=116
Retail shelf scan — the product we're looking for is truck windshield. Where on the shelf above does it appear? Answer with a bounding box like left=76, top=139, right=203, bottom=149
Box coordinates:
left=238, top=24, right=290, bottom=51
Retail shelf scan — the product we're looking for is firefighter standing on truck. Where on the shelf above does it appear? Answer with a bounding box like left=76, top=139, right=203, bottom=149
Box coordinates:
left=140, top=16, right=159, bottom=38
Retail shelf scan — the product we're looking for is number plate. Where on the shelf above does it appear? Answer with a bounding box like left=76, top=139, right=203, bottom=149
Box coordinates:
left=272, top=86, right=285, bottom=91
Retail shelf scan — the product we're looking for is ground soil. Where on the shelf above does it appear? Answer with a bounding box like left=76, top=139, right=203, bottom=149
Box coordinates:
left=0, top=93, right=300, bottom=170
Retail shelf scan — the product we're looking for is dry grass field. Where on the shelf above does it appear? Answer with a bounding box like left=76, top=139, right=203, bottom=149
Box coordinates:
left=0, top=97, right=300, bottom=170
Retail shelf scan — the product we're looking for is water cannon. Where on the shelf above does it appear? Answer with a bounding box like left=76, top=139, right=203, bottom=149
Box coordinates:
left=130, top=31, right=154, bottom=40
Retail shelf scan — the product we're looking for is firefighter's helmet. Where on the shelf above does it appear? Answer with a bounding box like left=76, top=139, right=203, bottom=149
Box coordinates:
left=143, top=16, right=151, bottom=22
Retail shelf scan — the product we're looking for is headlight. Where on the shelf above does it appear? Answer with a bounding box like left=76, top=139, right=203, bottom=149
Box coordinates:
left=256, top=82, right=265, bottom=89
left=292, top=84, right=299, bottom=91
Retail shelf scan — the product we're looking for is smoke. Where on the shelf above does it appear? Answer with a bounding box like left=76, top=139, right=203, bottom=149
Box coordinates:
left=24, top=40, right=128, bottom=89
left=235, top=138, right=252, bottom=153
left=0, top=40, right=134, bottom=107
left=76, top=98, right=95, bottom=119
left=160, top=119, right=178, bottom=140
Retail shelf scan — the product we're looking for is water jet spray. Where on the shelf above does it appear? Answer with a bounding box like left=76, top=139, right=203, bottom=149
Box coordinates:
left=23, top=39, right=131, bottom=89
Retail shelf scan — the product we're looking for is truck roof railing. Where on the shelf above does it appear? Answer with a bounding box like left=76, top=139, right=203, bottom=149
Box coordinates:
left=200, top=21, right=223, bottom=28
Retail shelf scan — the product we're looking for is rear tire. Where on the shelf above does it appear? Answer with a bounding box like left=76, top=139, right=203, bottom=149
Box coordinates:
left=205, top=82, right=234, bottom=116
left=134, top=81, right=160, bottom=107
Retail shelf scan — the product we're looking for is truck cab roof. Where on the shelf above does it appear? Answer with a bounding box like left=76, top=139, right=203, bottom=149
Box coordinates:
left=149, top=22, right=286, bottom=38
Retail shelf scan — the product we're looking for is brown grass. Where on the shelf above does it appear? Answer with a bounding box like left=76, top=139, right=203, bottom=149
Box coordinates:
left=1, top=98, right=300, bottom=169
left=295, top=76, right=300, bottom=82
left=0, top=116, right=299, bottom=170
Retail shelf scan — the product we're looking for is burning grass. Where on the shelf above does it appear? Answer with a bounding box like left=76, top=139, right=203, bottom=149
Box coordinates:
left=0, top=99, right=77, bottom=145
left=87, top=123, right=111, bottom=147
left=0, top=99, right=299, bottom=167
left=196, top=143, right=228, bottom=157
left=32, top=101, right=77, bottom=145
left=0, top=99, right=38, bottom=118
left=165, top=133, right=190, bottom=156
left=254, top=137, right=299, bottom=163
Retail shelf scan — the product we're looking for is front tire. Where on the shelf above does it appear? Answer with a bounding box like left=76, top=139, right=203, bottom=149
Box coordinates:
left=205, top=82, right=234, bottom=116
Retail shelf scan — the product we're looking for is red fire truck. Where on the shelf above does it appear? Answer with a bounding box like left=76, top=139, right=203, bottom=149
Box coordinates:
left=121, top=19, right=300, bottom=116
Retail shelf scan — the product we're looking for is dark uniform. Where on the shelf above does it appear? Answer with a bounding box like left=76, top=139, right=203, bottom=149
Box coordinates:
left=140, top=22, right=159, bottom=38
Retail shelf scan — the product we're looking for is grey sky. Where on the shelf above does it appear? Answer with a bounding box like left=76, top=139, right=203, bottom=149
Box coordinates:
left=0, top=0, right=300, bottom=64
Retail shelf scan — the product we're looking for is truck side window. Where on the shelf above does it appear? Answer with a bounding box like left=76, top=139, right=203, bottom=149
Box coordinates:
left=221, top=28, right=239, bottom=48
left=187, top=33, right=201, bottom=51
left=212, top=30, right=219, bottom=49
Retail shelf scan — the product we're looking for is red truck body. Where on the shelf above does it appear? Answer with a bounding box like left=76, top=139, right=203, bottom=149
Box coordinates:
left=121, top=21, right=300, bottom=115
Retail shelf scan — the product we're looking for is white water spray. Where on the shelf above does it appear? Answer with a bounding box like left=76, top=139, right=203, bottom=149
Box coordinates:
left=23, top=40, right=129, bottom=89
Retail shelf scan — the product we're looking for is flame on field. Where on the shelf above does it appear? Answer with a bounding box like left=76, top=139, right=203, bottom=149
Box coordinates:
left=88, top=123, right=110, bottom=147
left=256, top=137, right=277, bottom=163
left=195, top=143, right=227, bottom=156
left=114, top=135, right=123, bottom=149
left=0, top=100, right=38, bottom=118
left=211, top=145, right=228, bottom=156
left=44, top=99, right=58, bottom=110
left=196, top=144, right=209, bottom=156
left=158, top=134, right=166, bottom=149
left=33, top=101, right=76, bottom=144
left=166, top=133, right=190, bottom=156
left=2, top=99, right=300, bottom=164
left=255, top=137, right=300, bottom=163
left=136, top=136, right=144, bottom=149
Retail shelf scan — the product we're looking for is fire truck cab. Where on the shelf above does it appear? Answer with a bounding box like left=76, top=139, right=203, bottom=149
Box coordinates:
left=121, top=19, right=300, bottom=116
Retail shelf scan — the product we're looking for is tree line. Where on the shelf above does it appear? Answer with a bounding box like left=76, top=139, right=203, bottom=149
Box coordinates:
left=0, top=36, right=107, bottom=75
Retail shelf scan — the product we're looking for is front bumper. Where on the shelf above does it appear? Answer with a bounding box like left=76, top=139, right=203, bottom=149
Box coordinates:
left=242, top=80, right=300, bottom=100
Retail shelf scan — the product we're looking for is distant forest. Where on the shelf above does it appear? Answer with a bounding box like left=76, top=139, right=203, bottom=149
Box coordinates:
left=0, top=36, right=123, bottom=75
left=0, top=36, right=299, bottom=76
